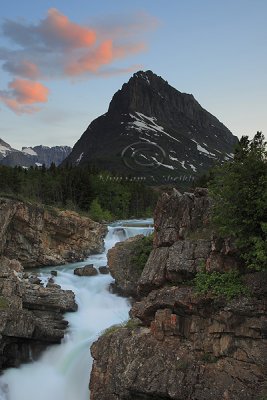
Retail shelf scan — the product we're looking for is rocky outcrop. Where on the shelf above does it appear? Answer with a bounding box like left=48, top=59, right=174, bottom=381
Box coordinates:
left=154, top=187, right=211, bottom=246
left=91, top=288, right=266, bottom=400
left=0, top=257, right=77, bottom=370
left=108, top=235, right=145, bottom=298
left=90, top=189, right=267, bottom=400
left=0, top=197, right=107, bottom=268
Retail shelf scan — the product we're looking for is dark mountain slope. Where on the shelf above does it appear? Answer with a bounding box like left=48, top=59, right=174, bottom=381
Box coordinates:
left=63, top=70, right=238, bottom=183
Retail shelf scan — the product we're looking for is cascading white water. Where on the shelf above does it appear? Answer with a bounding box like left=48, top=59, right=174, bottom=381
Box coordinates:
left=0, top=219, right=153, bottom=400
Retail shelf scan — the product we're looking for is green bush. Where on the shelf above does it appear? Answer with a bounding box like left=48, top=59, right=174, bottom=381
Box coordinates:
left=194, top=269, right=249, bottom=299
left=88, top=198, right=114, bottom=222
left=131, top=234, right=154, bottom=272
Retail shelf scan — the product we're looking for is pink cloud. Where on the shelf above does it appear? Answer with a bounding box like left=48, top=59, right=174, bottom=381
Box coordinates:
left=0, top=79, right=49, bottom=114
left=65, top=41, right=146, bottom=76
left=39, top=8, right=96, bottom=48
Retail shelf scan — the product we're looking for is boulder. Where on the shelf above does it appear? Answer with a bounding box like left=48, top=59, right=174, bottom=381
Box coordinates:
left=108, top=235, right=145, bottom=298
left=74, top=264, right=98, bottom=277
left=99, top=266, right=109, bottom=274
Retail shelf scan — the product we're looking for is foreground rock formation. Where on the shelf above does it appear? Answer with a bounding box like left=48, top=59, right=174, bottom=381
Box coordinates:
left=0, top=197, right=107, bottom=268
left=0, top=257, right=77, bottom=370
left=90, top=189, right=267, bottom=400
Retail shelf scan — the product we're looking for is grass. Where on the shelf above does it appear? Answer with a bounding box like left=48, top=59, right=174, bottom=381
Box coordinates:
left=103, top=319, right=140, bottom=336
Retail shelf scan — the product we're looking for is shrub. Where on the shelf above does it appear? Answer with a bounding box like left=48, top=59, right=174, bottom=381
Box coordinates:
left=194, top=269, right=249, bottom=299
left=88, top=198, right=114, bottom=222
left=131, top=234, right=154, bottom=272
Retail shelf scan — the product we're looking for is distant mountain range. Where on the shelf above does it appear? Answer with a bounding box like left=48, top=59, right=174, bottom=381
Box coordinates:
left=0, top=139, right=72, bottom=167
left=63, top=70, right=238, bottom=184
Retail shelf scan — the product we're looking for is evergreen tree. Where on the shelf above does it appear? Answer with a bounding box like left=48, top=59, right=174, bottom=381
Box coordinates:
left=209, top=132, right=267, bottom=270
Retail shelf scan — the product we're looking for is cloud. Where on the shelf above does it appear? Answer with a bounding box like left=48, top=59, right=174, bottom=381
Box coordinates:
left=0, top=79, right=49, bottom=114
left=39, top=8, right=96, bottom=49
left=0, top=9, right=157, bottom=113
left=65, top=40, right=145, bottom=76
left=3, top=60, right=40, bottom=79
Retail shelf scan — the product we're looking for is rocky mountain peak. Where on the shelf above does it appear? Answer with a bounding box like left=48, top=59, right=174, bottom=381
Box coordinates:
left=64, top=70, right=238, bottom=183
left=0, top=138, right=12, bottom=150
left=108, top=70, right=199, bottom=122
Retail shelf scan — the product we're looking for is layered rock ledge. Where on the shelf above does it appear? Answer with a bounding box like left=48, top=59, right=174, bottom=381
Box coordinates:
left=90, top=189, right=267, bottom=400
left=0, top=197, right=107, bottom=268
left=0, top=257, right=77, bottom=370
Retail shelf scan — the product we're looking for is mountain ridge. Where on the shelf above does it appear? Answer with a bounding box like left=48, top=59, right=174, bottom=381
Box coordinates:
left=0, top=141, right=72, bottom=167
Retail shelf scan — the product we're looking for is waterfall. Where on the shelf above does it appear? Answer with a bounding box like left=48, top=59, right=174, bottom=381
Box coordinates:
left=0, top=218, right=153, bottom=400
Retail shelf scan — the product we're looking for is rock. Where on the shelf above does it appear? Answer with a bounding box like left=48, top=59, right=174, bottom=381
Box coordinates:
left=51, top=270, right=57, bottom=276
left=242, top=271, right=267, bottom=298
left=108, top=235, right=145, bottom=298
left=154, top=188, right=212, bottom=247
left=29, top=275, right=42, bottom=285
left=0, top=197, right=107, bottom=268
left=0, top=256, right=77, bottom=370
left=74, top=264, right=98, bottom=277
left=99, top=266, right=109, bottom=274
left=22, top=285, right=77, bottom=312
left=138, top=247, right=169, bottom=296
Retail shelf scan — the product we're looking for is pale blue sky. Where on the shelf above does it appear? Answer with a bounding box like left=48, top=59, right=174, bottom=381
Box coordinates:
left=0, top=0, right=266, bottom=149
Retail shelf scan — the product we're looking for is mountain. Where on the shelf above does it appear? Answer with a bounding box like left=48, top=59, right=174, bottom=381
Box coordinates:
left=0, top=139, right=14, bottom=161
left=63, top=70, right=238, bottom=184
left=0, top=142, right=72, bottom=167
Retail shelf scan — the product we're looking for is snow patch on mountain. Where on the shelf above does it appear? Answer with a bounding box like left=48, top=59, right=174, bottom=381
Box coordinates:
left=22, top=147, right=38, bottom=156
left=191, top=139, right=216, bottom=157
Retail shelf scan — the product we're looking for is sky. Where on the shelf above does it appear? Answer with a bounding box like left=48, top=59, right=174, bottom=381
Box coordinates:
left=0, top=0, right=266, bottom=149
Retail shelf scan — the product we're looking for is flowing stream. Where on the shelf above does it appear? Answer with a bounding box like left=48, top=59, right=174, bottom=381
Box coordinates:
left=0, top=219, right=153, bottom=400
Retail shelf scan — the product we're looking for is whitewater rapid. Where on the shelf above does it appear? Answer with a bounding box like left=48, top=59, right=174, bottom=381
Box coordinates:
left=0, top=219, right=153, bottom=400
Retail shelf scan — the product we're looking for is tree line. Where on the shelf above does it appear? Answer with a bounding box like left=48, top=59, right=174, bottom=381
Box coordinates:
left=0, top=164, right=158, bottom=221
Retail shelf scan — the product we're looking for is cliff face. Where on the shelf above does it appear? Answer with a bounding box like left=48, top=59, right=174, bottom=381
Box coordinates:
left=90, top=189, right=267, bottom=400
left=0, top=197, right=107, bottom=268
left=0, top=257, right=77, bottom=370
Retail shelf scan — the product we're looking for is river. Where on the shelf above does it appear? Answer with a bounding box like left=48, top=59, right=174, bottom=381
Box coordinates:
left=0, top=219, right=153, bottom=400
